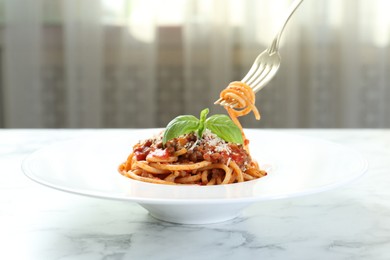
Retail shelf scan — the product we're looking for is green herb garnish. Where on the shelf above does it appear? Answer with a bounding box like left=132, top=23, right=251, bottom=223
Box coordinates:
left=162, top=108, right=243, bottom=145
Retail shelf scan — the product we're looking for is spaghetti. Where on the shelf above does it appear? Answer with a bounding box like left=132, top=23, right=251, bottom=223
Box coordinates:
left=118, top=81, right=266, bottom=185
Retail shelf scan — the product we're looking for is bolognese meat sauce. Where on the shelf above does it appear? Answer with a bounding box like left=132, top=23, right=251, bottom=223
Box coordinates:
left=132, top=129, right=251, bottom=171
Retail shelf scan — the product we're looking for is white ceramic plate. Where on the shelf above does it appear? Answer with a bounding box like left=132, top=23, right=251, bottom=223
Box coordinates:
left=22, top=129, right=368, bottom=224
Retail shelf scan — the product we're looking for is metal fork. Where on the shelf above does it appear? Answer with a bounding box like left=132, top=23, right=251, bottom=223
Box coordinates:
left=215, top=0, right=304, bottom=107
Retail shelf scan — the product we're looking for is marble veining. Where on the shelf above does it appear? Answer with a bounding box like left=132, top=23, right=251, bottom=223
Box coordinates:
left=1, top=129, right=390, bottom=259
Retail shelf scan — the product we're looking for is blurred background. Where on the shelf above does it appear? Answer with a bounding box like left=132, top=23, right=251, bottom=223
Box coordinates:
left=0, top=0, right=389, bottom=128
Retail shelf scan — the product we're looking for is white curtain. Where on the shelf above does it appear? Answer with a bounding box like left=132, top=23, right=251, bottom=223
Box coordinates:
left=2, top=0, right=390, bottom=128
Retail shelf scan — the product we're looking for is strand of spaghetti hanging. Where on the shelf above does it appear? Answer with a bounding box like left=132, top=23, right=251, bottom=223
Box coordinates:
left=215, top=0, right=305, bottom=130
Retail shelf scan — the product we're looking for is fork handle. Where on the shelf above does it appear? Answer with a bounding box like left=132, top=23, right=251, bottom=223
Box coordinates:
left=268, top=0, right=304, bottom=54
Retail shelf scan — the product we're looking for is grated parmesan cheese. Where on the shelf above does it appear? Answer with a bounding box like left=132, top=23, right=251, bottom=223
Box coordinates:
left=201, top=129, right=232, bottom=154
left=187, top=139, right=199, bottom=151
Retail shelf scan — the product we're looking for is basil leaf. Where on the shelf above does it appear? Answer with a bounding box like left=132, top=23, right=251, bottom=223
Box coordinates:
left=162, top=115, right=199, bottom=144
left=198, top=108, right=209, bottom=138
left=205, top=114, right=243, bottom=144
left=162, top=108, right=244, bottom=145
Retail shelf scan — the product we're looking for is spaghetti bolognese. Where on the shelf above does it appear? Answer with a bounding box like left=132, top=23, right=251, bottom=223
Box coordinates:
left=118, top=81, right=266, bottom=185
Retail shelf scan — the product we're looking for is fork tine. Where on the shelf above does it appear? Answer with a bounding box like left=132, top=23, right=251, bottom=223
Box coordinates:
left=241, top=62, right=260, bottom=83
left=214, top=97, right=223, bottom=104
left=219, top=100, right=228, bottom=106
left=250, top=64, right=273, bottom=88
left=246, top=63, right=267, bottom=86
left=217, top=98, right=239, bottom=108
left=242, top=50, right=268, bottom=84
left=252, top=64, right=280, bottom=93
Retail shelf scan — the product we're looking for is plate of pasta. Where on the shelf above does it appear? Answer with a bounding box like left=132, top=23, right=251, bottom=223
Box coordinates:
left=22, top=128, right=367, bottom=224
left=22, top=82, right=367, bottom=224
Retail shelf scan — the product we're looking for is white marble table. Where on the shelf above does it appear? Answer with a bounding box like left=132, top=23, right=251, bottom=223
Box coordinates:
left=1, top=129, right=389, bottom=260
